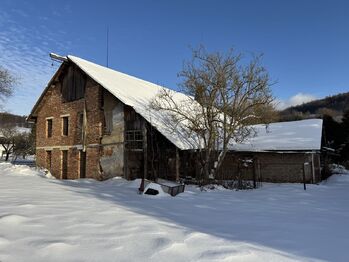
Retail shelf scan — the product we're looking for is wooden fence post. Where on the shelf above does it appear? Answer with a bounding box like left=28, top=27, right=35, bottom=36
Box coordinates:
left=303, top=163, right=307, bottom=190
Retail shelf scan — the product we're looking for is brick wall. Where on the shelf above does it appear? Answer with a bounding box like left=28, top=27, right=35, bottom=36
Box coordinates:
left=34, top=71, right=104, bottom=180
left=217, top=152, right=321, bottom=183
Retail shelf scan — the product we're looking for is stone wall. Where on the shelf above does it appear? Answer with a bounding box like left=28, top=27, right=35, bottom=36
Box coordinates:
left=100, top=90, right=124, bottom=179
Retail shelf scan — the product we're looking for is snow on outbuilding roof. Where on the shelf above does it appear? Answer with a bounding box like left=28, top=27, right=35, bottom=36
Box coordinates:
left=231, top=119, right=323, bottom=152
left=31, top=55, right=323, bottom=152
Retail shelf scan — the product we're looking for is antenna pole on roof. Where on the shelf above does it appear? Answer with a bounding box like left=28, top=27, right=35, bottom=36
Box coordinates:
left=49, top=53, right=67, bottom=63
left=106, top=26, right=109, bottom=68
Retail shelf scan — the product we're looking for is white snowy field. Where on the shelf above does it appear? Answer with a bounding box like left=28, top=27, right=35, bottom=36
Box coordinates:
left=0, top=163, right=348, bottom=262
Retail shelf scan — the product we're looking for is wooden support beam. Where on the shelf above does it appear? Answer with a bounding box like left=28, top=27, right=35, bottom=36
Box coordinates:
left=311, top=153, right=315, bottom=183
left=175, top=148, right=180, bottom=182
left=303, top=162, right=307, bottom=191
left=252, top=159, right=256, bottom=189
left=124, top=146, right=128, bottom=180
left=143, top=121, right=147, bottom=180
left=257, top=159, right=262, bottom=186
left=183, top=151, right=188, bottom=179
left=123, top=117, right=128, bottom=180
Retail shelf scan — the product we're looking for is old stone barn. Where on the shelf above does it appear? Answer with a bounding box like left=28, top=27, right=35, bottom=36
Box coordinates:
left=28, top=55, right=323, bottom=184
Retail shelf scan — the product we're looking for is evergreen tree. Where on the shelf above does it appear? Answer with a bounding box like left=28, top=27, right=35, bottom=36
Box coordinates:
left=339, top=109, right=349, bottom=163
left=322, top=114, right=343, bottom=149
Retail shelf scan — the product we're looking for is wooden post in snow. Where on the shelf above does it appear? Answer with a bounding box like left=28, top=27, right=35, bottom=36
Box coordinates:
left=252, top=159, right=256, bottom=189
left=303, top=162, right=307, bottom=191
left=82, top=100, right=88, bottom=152
left=175, top=148, right=180, bottom=182
left=124, top=130, right=128, bottom=180
left=311, top=153, right=315, bottom=183
left=257, top=159, right=263, bottom=187
left=139, top=121, right=147, bottom=193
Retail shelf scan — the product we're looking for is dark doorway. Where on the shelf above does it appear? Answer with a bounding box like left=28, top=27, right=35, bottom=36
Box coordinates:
left=62, top=150, right=68, bottom=179
left=79, top=150, right=86, bottom=178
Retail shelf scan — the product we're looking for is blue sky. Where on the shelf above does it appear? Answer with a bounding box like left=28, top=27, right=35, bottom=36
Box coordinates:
left=0, top=0, right=348, bottom=115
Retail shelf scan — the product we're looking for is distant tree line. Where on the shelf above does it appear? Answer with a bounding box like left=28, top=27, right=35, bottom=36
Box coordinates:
left=0, top=112, right=33, bottom=128
left=274, top=92, right=349, bottom=167
left=279, top=92, right=349, bottom=121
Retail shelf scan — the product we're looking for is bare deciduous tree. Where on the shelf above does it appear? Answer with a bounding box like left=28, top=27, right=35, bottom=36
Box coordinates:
left=0, top=125, right=18, bottom=161
left=0, top=66, right=15, bottom=100
left=151, top=46, right=274, bottom=181
left=13, top=130, right=35, bottom=159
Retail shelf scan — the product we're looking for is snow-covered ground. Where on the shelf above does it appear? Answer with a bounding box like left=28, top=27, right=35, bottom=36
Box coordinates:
left=0, top=163, right=348, bottom=262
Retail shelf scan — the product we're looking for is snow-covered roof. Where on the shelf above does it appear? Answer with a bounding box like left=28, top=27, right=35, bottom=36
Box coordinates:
left=32, top=55, right=323, bottom=152
left=68, top=55, right=200, bottom=150
left=68, top=56, right=323, bottom=152
left=231, top=119, right=323, bottom=152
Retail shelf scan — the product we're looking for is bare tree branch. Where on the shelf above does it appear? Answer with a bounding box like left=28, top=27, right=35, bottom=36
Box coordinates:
left=0, top=66, right=16, bottom=101
left=151, top=46, right=276, bottom=181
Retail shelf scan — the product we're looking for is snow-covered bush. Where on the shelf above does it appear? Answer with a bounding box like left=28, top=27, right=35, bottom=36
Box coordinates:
left=200, top=180, right=255, bottom=191
left=329, top=164, right=349, bottom=175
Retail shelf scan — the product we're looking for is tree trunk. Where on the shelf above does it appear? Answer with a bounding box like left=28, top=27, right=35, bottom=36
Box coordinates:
left=203, top=149, right=211, bottom=182
left=5, top=152, right=10, bottom=161
left=210, top=149, right=228, bottom=180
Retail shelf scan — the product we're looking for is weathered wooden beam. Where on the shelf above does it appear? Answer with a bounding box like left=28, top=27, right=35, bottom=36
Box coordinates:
left=175, top=148, right=180, bottom=181
left=123, top=110, right=128, bottom=180
left=143, top=121, right=148, bottom=180
left=124, top=145, right=128, bottom=180
left=183, top=151, right=188, bottom=179
left=253, top=159, right=256, bottom=189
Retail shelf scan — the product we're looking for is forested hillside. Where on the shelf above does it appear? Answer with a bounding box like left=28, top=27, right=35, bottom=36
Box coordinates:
left=277, top=92, right=349, bottom=167
left=0, top=112, right=32, bottom=127
left=280, top=92, right=349, bottom=121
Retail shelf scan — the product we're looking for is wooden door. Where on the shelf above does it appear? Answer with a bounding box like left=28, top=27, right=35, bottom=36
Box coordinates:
left=80, top=150, right=86, bottom=178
